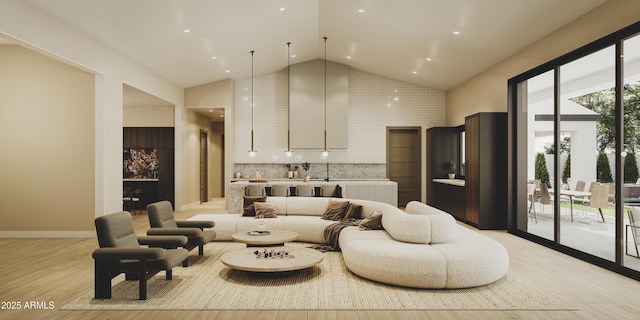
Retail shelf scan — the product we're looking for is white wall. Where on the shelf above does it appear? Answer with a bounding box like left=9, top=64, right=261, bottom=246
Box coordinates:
left=234, top=67, right=446, bottom=202
left=235, top=68, right=446, bottom=163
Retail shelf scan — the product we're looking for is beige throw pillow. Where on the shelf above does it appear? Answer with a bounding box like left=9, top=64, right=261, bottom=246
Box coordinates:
left=254, top=202, right=277, bottom=218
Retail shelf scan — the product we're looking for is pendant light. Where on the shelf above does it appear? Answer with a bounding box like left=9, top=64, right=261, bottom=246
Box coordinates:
left=285, top=42, right=293, bottom=158
left=249, top=50, right=256, bottom=157
left=322, top=37, right=329, bottom=158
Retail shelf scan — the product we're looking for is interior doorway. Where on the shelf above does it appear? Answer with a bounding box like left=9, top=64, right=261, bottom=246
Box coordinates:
left=200, top=130, right=208, bottom=203
left=387, top=127, right=422, bottom=207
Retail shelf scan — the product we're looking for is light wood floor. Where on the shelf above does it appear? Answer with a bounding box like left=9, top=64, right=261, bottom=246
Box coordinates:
left=2, top=199, right=640, bottom=320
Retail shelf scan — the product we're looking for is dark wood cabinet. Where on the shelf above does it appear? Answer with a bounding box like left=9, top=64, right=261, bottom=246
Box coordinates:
left=432, top=181, right=466, bottom=221
left=426, top=127, right=467, bottom=221
left=465, top=113, right=508, bottom=229
left=426, top=127, right=460, bottom=204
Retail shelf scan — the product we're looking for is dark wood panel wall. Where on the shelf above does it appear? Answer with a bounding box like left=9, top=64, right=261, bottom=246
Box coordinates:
left=123, top=127, right=175, bottom=207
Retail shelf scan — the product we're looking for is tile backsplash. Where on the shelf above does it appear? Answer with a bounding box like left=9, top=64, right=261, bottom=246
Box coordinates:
left=234, top=163, right=387, bottom=180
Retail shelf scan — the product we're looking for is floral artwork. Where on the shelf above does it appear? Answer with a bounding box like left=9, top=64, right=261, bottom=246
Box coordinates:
left=123, top=149, right=159, bottom=179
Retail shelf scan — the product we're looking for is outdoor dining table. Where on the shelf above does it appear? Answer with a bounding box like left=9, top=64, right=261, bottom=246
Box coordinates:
left=549, top=189, right=591, bottom=222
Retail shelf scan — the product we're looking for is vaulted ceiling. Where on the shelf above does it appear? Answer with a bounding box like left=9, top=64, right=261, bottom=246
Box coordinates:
left=21, top=0, right=606, bottom=93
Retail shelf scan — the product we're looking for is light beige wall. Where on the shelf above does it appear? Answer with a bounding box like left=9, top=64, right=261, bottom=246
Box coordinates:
left=0, top=45, right=95, bottom=234
left=184, top=79, right=234, bottom=107
left=123, top=105, right=175, bottom=127
left=184, top=79, right=235, bottom=205
left=447, top=0, right=640, bottom=126
left=211, top=122, right=225, bottom=197
left=180, top=109, right=213, bottom=208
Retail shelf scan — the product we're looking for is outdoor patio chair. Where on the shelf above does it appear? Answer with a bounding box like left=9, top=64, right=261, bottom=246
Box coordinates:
left=586, top=184, right=608, bottom=223
left=626, top=207, right=640, bottom=258
left=527, top=183, right=538, bottom=223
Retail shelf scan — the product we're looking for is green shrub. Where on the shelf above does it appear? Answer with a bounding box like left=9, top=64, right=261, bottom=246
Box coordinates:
left=535, top=152, right=550, bottom=187
left=624, top=153, right=639, bottom=183
left=596, top=152, right=613, bottom=183
left=562, top=153, right=571, bottom=184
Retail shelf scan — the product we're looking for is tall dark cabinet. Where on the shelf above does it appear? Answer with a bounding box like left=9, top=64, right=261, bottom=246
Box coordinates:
left=465, top=112, right=507, bottom=229
left=426, top=127, right=465, bottom=221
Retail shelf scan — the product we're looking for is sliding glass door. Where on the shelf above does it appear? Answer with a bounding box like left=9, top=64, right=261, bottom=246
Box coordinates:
left=510, top=23, right=640, bottom=279
left=557, top=45, right=616, bottom=261
left=623, top=34, right=640, bottom=272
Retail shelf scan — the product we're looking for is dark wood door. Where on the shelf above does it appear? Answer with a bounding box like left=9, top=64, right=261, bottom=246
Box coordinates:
left=387, top=127, right=422, bottom=207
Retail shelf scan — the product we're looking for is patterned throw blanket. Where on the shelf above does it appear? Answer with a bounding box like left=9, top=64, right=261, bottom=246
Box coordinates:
left=310, top=220, right=359, bottom=252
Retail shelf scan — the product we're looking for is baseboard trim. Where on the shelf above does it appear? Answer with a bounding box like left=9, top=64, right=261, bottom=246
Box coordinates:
left=0, top=231, right=95, bottom=238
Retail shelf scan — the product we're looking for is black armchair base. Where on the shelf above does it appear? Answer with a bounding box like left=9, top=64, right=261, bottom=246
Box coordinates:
left=147, top=201, right=217, bottom=267
left=93, top=211, right=188, bottom=300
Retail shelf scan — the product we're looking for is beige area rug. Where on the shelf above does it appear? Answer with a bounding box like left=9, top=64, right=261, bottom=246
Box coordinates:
left=62, top=242, right=577, bottom=311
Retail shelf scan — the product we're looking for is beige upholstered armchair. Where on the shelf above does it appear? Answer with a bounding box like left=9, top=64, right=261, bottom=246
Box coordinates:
left=92, top=211, right=189, bottom=300
left=146, top=201, right=216, bottom=266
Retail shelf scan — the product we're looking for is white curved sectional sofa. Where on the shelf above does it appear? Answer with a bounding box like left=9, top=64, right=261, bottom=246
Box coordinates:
left=191, top=196, right=509, bottom=289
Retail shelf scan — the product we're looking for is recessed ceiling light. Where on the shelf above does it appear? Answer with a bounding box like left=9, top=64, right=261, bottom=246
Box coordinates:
left=453, top=31, right=460, bottom=35
left=183, top=29, right=191, bottom=33
left=279, top=7, right=286, bottom=12
left=426, top=57, right=432, bottom=61
left=346, top=55, right=352, bottom=59
left=211, top=56, right=217, bottom=60
left=412, top=71, right=418, bottom=74
left=225, top=70, right=230, bottom=73
left=219, top=114, right=224, bottom=118
left=208, top=109, right=213, bottom=113
left=291, top=54, right=296, bottom=58
left=358, top=9, right=364, bottom=13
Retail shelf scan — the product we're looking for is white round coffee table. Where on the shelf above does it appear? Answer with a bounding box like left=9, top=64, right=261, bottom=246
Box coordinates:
left=221, top=247, right=324, bottom=273
left=231, top=230, right=299, bottom=247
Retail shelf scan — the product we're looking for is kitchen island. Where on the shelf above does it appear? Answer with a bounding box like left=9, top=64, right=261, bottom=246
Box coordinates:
left=228, top=179, right=398, bottom=214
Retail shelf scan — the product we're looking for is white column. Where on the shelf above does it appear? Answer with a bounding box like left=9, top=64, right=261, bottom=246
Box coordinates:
left=95, top=74, right=124, bottom=216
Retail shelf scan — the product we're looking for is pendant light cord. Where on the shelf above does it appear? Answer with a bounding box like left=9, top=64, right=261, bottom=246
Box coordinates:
left=251, top=50, right=254, bottom=133
left=287, top=42, right=291, bottom=153
left=323, top=37, right=327, bottom=153
left=250, top=50, right=255, bottom=154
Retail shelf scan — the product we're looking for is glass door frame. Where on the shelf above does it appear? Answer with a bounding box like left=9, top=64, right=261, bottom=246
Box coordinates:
left=507, top=20, right=640, bottom=281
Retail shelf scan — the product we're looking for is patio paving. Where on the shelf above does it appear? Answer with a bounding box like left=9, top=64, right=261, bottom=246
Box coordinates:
left=526, top=203, right=640, bottom=271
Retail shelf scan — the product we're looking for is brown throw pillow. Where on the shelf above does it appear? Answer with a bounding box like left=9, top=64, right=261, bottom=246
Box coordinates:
left=254, top=202, right=277, bottom=218
left=321, top=199, right=351, bottom=221
left=243, top=196, right=266, bottom=216
left=342, top=203, right=363, bottom=221
left=359, top=212, right=383, bottom=230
